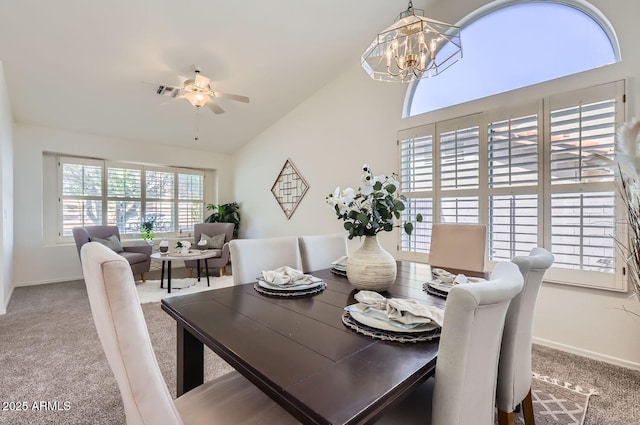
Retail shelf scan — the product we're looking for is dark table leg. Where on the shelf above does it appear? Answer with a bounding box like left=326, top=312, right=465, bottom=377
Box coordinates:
left=176, top=323, right=204, bottom=396
left=160, top=261, right=165, bottom=289
left=196, top=259, right=201, bottom=282
left=204, top=259, right=210, bottom=287
left=167, top=261, right=172, bottom=293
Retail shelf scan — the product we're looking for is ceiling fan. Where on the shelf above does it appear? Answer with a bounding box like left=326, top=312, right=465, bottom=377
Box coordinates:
left=155, top=68, right=250, bottom=115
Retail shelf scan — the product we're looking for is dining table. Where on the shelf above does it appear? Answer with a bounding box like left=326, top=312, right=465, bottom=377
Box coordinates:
left=161, top=261, right=471, bottom=425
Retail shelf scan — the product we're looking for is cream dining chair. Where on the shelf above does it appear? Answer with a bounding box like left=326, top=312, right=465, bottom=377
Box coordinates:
left=229, top=236, right=302, bottom=285
left=80, top=242, right=300, bottom=425
left=497, top=247, right=554, bottom=425
left=429, top=223, right=487, bottom=275
left=376, top=261, right=524, bottom=425
left=298, top=233, right=348, bottom=273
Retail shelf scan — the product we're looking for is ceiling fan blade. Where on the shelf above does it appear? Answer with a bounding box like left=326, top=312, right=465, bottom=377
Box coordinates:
left=155, top=84, right=182, bottom=98
left=208, top=102, right=225, bottom=114
left=158, top=95, right=184, bottom=106
left=212, top=91, right=250, bottom=103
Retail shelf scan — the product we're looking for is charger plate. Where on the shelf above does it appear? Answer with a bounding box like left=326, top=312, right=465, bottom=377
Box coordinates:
left=254, top=281, right=327, bottom=298
left=341, top=311, right=440, bottom=343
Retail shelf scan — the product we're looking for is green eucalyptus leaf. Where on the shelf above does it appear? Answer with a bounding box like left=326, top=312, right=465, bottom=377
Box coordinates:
left=417, top=214, right=423, bottom=222
left=386, top=184, right=396, bottom=194
left=373, top=181, right=383, bottom=191
left=404, top=222, right=414, bottom=235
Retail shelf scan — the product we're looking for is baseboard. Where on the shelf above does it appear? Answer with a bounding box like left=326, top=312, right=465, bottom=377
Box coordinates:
left=533, top=337, right=640, bottom=371
left=1, top=285, right=14, bottom=314
left=13, top=275, right=84, bottom=287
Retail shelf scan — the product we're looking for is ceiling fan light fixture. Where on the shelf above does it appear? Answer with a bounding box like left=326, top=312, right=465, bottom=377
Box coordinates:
left=184, top=91, right=208, bottom=108
left=361, top=1, right=462, bottom=83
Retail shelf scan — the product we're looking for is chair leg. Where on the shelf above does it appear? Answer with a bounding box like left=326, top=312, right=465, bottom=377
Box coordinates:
left=522, top=388, right=535, bottom=425
left=188, top=268, right=193, bottom=278
left=140, top=272, right=146, bottom=282
left=497, top=409, right=515, bottom=425
left=219, top=267, right=223, bottom=277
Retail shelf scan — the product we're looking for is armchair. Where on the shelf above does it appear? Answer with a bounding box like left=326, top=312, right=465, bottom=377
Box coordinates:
left=184, top=223, right=234, bottom=277
left=72, top=226, right=152, bottom=282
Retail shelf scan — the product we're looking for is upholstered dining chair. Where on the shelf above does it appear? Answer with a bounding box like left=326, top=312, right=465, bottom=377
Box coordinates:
left=429, top=223, right=487, bottom=275
left=183, top=222, right=234, bottom=277
left=79, top=242, right=300, bottom=425
left=298, top=233, right=348, bottom=273
left=73, top=225, right=152, bottom=282
left=229, top=236, right=302, bottom=285
left=497, top=247, right=555, bottom=425
left=376, top=261, right=524, bottom=425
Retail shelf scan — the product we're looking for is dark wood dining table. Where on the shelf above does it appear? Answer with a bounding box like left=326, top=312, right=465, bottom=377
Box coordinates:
left=161, top=261, right=448, bottom=425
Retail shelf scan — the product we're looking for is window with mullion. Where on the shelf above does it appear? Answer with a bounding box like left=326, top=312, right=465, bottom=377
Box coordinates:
left=487, top=112, right=540, bottom=261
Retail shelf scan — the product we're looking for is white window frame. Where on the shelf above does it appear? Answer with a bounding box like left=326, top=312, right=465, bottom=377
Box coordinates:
left=398, top=80, right=626, bottom=291
left=58, top=157, right=205, bottom=241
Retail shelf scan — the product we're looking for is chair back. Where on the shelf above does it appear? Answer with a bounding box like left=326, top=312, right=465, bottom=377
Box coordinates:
left=229, top=237, right=302, bottom=285
left=80, top=242, right=183, bottom=425
left=431, top=262, right=523, bottom=425
left=496, top=247, right=554, bottom=412
left=429, top=223, right=487, bottom=274
left=298, top=233, right=348, bottom=272
left=193, top=223, right=234, bottom=246
left=72, top=226, right=121, bottom=258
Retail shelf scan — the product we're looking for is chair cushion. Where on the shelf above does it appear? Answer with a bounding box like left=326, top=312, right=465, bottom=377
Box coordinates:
left=119, top=251, right=148, bottom=265
left=200, top=233, right=226, bottom=249
left=90, top=235, right=124, bottom=253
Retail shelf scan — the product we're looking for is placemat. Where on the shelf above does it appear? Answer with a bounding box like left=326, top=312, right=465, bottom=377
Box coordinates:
left=253, top=281, right=327, bottom=297
left=341, top=311, right=440, bottom=343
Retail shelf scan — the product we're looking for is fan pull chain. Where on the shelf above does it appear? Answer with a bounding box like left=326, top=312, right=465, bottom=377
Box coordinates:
left=194, top=107, right=200, bottom=141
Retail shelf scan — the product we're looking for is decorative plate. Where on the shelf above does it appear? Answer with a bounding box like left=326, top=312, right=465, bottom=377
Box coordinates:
left=253, top=281, right=327, bottom=298
left=344, top=304, right=439, bottom=333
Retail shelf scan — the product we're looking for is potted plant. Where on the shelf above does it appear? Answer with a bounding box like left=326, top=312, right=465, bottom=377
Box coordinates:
left=326, top=164, right=422, bottom=291
left=205, top=202, right=241, bottom=238
left=140, top=218, right=155, bottom=244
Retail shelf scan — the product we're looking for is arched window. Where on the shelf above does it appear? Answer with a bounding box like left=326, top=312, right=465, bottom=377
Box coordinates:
left=406, top=1, right=620, bottom=117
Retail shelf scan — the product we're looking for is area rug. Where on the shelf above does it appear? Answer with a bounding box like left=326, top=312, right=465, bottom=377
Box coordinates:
left=509, top=373, right=598, bottom=425
left=135, top=276, right=234, bottom=303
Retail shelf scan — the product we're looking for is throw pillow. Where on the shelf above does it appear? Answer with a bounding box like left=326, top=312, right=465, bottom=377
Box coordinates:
left=91, top=235, right=124, bottom=253
left=200, top=233, right=226, bottom=249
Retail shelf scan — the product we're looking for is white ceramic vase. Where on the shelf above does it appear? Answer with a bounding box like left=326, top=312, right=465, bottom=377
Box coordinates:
left=346, top=235, right=397, bottom=292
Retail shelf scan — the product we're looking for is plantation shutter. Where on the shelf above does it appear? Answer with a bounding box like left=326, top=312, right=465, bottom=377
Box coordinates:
left=399, top=125, right=435, bottom=256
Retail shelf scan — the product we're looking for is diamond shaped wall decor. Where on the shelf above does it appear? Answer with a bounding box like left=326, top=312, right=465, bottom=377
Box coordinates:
left=271, top=159, right=309, bottom=220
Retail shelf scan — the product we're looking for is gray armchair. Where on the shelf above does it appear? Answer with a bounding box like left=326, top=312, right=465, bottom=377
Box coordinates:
left=184, top=223, right=234, bottom=277
left=72, top=226, right=152, bottom=282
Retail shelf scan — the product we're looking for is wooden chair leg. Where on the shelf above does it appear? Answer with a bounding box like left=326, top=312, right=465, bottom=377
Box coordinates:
left=188, top=268, right=193, bottom=278
left=522, top=388, right=535, bottom=425
left=498, top=409, right=516, bottom=425
left=140, top=272, right=146, bottom=282
left=219, top=267, right=223, bottom=277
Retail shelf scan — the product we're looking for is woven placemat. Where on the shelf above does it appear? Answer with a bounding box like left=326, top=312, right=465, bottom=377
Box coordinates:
left=253, top=281, right=327, bottom=298
left=423, top=282, right=449, bottom=298
left=341, top=311, right=440, bottom=343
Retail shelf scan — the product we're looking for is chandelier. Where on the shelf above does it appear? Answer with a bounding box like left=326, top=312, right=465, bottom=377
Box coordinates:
left=361, top=1, right=462, bottom=83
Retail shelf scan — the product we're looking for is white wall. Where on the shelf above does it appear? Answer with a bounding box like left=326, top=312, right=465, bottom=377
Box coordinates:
left=234, top=0, right=640, bottom=368
left=12, top=124, right=235, bottom=286
left=0, top=61, right=14, bottom=314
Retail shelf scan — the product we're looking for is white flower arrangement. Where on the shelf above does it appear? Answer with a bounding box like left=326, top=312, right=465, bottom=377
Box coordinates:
left=175, top=240, right=191, bottom=249
left=326, top=164, right=421, bottom=239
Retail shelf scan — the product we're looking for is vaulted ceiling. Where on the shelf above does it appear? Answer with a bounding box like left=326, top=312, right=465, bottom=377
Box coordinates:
left=0, top=0, right=425, bottom=153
